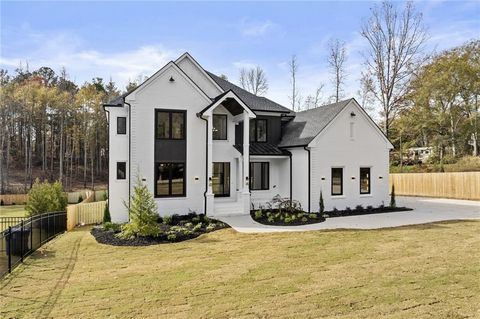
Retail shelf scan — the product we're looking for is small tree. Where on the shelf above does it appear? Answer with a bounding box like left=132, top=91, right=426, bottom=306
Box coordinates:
left=390, top=184, right=396, bottom=208
left=26, top=179, right=67, bottom=216
left=117, top=175, right=160, bottom=239
left=103, top=203, right=111, bottom=223
left=319, top=191, right=325, bottom=214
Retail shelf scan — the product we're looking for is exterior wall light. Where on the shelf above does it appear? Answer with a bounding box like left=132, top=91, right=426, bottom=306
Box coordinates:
left=169, top=76, right=175, bottom=82
left=350, top=112, right=356, bottom=117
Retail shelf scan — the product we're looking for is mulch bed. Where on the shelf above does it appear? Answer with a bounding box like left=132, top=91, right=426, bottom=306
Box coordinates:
left=327, top=206, right=412, bottom=218
left=251, top=210, right=326, bottom=226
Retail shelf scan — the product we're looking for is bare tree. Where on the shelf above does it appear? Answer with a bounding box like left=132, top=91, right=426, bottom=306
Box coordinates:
left=239, top=66, right=268, bottom=96
left=327, top=39, right=347, bottom=103
left=288, top=55, right=300, bottom=111
left=303, top=85, right=325, bottom=110
left=357, top=73, right=376, bottom=116
left=360, top=1, right=427, bottom=137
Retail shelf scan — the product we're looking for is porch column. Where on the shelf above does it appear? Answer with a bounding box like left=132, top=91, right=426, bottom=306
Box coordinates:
left=206, top=114, right=214, bottom=214
left=242, top=111, right=250, bottom=213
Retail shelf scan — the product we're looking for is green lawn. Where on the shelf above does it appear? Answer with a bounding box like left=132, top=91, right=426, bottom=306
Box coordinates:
left=0, top=205, right=28, bottom=217
left=1, top=221, right=479, bottom=318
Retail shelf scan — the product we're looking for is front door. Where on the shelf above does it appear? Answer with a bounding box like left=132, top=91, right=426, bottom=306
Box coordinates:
left=213, top=162, right=230, bottom=197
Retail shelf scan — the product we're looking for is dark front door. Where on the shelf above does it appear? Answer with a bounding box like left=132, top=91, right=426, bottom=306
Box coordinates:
left=213, top=162, right=230, bottom=197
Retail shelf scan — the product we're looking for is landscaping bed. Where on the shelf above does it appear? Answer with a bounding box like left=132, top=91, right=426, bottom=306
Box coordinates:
left=326, top=205, right=412, bottom=217
left=251, top=209, right=326, bottom=226
left=91, top=213, right=228, bottom=246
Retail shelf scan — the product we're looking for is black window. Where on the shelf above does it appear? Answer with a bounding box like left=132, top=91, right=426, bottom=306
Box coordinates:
left=117, top=117, right=126, bottom=135
left=212, top=162, right=230, bottom=197
left=250, top=162, right=269, bottom=190
left=155, top=162, right=185, bottom=197
left=155, top=110, right=185, bottom=140
left=116, top=162, right=126, bottom=180
left=250, top=119, right=267, bottom=142
left=360, top=167, right=371, bottom=194
left=331, top=167, right=343, bottom=196
left=213, top=114, right=227, bottom=140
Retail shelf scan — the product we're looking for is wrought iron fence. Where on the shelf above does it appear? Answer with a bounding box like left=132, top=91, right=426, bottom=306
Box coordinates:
left=0, top=212, right=66, bottom=277
left=0, top=217, right=28, bottom=233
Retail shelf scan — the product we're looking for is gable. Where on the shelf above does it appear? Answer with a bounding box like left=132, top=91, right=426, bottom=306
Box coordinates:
left=175, top=53, right=223, bottom=98
left=309, top=100, right=393, bottom=149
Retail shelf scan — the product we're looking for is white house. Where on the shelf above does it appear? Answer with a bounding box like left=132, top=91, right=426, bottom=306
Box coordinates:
left=103, top=53, right=393, bottom=223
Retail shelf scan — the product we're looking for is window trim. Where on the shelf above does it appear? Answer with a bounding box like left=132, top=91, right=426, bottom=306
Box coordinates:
left=249, top=162, right=270, bottom=191
left=155, top=162, right=186, bottom=198
left=117, top=117, right=127, bottom=135
left=331, top=167, right=343, bottom=196
left=360, top=167, right=371, bottom=195
left=250, top=119, right=268, bottom=143
left=212, top=114, right=228, bottom=140
left=116, top=162, right=127, bottom=180
left=155, top=109, right=186, bottom=140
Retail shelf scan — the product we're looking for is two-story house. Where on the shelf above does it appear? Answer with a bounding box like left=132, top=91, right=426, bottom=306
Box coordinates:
left=103, top=53, right=393, bottom=223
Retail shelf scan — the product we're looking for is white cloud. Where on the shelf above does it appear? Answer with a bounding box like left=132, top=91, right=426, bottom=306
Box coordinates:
left=240, top=19, right=275, bottom=37
left=0, top=30, right=179, bottom=89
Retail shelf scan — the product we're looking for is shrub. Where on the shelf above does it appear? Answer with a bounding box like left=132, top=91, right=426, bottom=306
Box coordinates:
left=366, top=205, right=373, bottom=211
left=254, top=210, right=263, bottom=219
left=163, top=215, right=173, bottom=225
left=301, top=217, right=308, bottom=222
left=284, top=217, right=291, bottom=223
left=117, top=175, right=160, bottom=239
left=78, top=195, right=83, bottom=203
left=319, top=191, right=324, bottom=214
left=192, top=216, right=200, bottom=224
left=267, top=216, right=274, bottom=223
left=26, top=179, right=67, bottom=216
left=308, top=214, right=317, bottom=219
left=206, top=223, right=216, bottom=231
left=355, top=205, right=364, bottom=212
left=0, top=199, right=3, bottom=206
left=193, top=223, right=202, bottom=232
left=103, top=203, right=111, bottom=223
left=103, top=222, right=121, bottom=232
left=184, top=222, right=193, bottom=229
left=390, top=184, right=396, bottom=208
left=167, top=233, right=177, bottom=241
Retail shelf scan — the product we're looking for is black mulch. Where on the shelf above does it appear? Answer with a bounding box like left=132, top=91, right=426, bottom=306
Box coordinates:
left=327, top=206, right=412, bottom=218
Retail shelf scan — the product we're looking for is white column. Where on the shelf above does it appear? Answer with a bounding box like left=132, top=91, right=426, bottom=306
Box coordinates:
left=206, top=114, right=214, bottom=214
left=242, top=112, right=251, bottom=214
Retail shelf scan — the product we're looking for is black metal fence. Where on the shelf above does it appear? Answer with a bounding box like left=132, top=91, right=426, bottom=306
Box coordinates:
left=0, top=212, right=66, bottom=277
left=0, top=217, right=27, bottom=233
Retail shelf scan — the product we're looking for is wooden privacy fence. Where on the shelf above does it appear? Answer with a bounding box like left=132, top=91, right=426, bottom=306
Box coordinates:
left=389, top=172, right=480, bottom=200
left=67, top=201, right=106, bottom=231
left=1, top=189, right=106, bottom=205
left=0, top=194, right=28, bottom=205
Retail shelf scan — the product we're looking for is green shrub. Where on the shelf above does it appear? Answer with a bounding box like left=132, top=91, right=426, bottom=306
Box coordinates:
left=308, top=214, right=317, bottom=219
left=390, top=184, right=396, bottom=208
left=297, top=213, right=304, bottom=219
left=319, top=191, right=324, bottom=214
left=290, top=214, right=296, bottom=221
left=26, top=179, right=67, bottom=216
left=167, top=233, right=177, bottom=241
left=193, top=223, right=202, bottom=232
left=284, top=217, right=291, bottom=223
left=184, top=222, right=193, bottom=229
left=103, top=222, right=121, bottom=232
left=163, top=215, right=173, bottom=225
left=267, top=216, right=274, bottom=223
left=0, top=199, right=4, bottom=206
left=301, top=217, right=308, bottom=223
left=355, top=205, right=364, bottom=212
left=206, top=223, right=216, bottom=231
left=192, top=216, right=200, bottom=224
left=78, top=195, right=83, bottom=203
left=254, top=210, right=263, bottom=219
left=103, top=203, right=111, bottom=223
left=117, top=175, right=160, bottom=239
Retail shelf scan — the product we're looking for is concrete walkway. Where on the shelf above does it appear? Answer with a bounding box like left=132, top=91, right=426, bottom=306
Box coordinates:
left=216, top=196, right=480, bottom=233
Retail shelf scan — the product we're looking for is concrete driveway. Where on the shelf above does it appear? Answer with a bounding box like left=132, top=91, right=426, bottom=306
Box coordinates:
left=216, top=196, right=480, bottom=233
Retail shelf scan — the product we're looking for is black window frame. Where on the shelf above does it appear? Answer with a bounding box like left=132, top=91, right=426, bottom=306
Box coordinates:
left=249, top=162, right=270, bottom=191
left=250, top=119, right=268, bottom=143
left=212, top=162, right=230, bottom=197
left=331, top=167, right=343, bottom=196
left=360, top=167, right=371, bottom=194
left=212, top=114, right=228, bottom=140
left=155, top=110, right=186, bottom=140
left=117, top=117, right=127, bottom=135
left=116, top=162, right=126, bottom=180
left=155, top=162, right=186, bottom=198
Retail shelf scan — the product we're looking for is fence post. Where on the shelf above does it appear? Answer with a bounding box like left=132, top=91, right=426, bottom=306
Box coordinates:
left=7, top=226, right=12, bottom=273
left=20, top=220, right=24, bottom=262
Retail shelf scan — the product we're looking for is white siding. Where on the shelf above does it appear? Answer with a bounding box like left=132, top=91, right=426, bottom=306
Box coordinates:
left=176, top=56, right=222, bottom=97
left=309, top=101, right=390, bottom=212
left=250, top=156, right=290, bottom=208
left=289, top=148, right=309, bottom=210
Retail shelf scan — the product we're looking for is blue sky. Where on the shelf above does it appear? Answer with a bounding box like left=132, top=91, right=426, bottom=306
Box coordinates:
left=1, top=1, right=479, bottom=108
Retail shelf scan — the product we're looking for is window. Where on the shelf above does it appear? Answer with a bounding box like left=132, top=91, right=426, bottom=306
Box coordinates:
left=213, top=114, right=227, bottom=140
left=250, top=162, right=269, bottom=190
left=117, top=117, right=126, bottom=135
left=155, top=110, right=185, bottom=140
left=331, top=167, right=343, bottom=196
left=155, top=163, right=185, bottom=197
left=116, top=162, right=126, bottom=180
left=360, top=167, right=371, bottom=194
left=212, top=162, right=230, bottom=196
left=250, top=119, right=267, bottom=142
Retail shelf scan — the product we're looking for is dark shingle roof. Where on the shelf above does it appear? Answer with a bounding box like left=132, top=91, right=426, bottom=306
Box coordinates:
left=206, top=71, right=293, bottom=115
left=105, top=91, right=130, bottom=106
left=278, top=99, right=353, bottom=147
left=234, top=143, right=291, bottom=156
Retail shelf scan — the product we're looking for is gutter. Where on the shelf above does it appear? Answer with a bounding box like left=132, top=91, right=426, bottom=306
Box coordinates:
left=124, top=101, right=132, bottom=220
left=197, top=113, right=208, bottom=215
left=304, top=146, right=311, bottom=213
left=289, top=152, right=292, bottom=207
left=104, top=108, right=110, bottom=210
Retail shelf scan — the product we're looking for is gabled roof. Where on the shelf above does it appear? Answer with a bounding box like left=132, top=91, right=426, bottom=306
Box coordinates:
left=278, top=99, right=353, bottom=147
left=104, top=91, right=129, bottom=106
left=206, top=71, right=294, bottom=115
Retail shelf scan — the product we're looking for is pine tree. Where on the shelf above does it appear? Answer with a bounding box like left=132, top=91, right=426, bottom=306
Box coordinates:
left=118, top=175, right=159, bottom=239
left=103, top=202, right=111, bottom=223
left=390, top=184, right=396, bottom=208
left=319, top=191, right=325, bottom=214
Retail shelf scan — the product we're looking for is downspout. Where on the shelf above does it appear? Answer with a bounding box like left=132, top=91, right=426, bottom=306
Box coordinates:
left=304, top=146, right=311, bottom=213
left=104, top=108, right=110, bottom=210
left=198, top=113, right=208, bottom=215
left=289, top=152, right=292, bottom=207
left=124, top=101, right=132, bottom=220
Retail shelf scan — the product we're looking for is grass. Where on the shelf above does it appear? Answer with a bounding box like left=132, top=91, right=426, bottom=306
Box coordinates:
left=1, top=221, right=479, bottom=318
left=0, top=205, right=28, bottom=218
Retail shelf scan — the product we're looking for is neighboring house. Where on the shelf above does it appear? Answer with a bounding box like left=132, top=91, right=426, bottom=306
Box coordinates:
left=406, top=147, right=433, bottom=164
left=103, top=53, right=393, bottom=223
